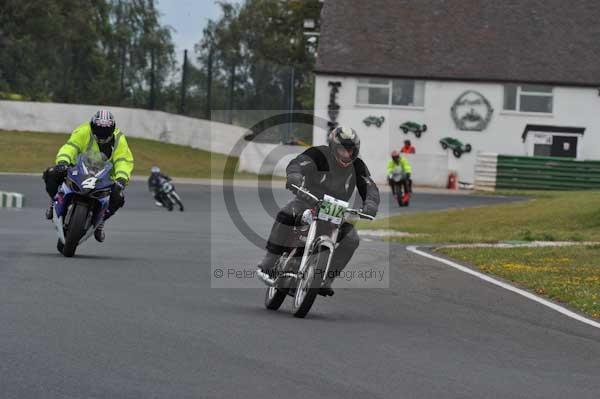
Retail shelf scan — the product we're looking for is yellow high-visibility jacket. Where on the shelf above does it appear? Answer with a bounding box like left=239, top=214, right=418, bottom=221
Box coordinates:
left=55, top=123, right=134, bottom=184
left=386, top=157, right=412, bottom=177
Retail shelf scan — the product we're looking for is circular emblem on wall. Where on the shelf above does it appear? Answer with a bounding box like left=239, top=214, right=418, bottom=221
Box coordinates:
left=450, top=90, right=494, bottom=131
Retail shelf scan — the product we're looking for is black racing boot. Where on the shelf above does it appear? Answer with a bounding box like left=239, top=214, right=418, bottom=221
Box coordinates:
left=94, top=220, right=106, bottom=243
left=256, top=252, right=279, bottom=286
left=318, top=278, right=335, bottom=297
left=45, top=201, right=53, bottom=220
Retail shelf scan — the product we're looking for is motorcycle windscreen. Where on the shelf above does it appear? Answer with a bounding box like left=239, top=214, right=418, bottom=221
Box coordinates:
left=77, top=152, right=111, bottom=175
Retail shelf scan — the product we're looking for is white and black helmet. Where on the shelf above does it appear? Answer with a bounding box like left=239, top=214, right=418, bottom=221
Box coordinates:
left=90, top=109, right=116, bottom=144
left=329, top=126, right=360, bottom=166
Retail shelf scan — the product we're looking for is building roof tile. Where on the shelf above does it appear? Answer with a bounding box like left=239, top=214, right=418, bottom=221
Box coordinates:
left=315, top=0, right=600, bottom=87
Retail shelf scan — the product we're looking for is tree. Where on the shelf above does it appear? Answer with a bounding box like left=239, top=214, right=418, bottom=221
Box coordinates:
left=0, top=0, right=175, bottom=108
left=194, top=0, right=322, bottom=116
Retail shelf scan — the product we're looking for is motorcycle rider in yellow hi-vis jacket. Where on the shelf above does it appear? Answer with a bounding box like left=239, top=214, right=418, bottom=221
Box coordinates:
left=43, top=110, right=134, bottom=242
left=387, top=150, right=412, bottom=206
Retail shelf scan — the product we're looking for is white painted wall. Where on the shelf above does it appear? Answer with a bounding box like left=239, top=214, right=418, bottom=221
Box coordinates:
left=0, top=100, right=248, bottom=157
left=238, top=142, right=305, bottom=177
left=0, top=100, right=322, bottom=178
left=314, top=76, right=600, bottom=186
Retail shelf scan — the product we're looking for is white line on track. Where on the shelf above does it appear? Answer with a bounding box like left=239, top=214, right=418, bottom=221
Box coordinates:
left=407, top=246, right=600, bottom=330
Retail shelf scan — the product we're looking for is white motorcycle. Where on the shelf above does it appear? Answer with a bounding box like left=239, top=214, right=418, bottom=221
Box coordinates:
left=264, top=184, right=374, bottom=318
left=155, top=180, right=184, bottom=212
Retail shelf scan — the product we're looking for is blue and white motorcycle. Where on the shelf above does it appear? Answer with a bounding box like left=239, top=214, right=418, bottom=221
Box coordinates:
left=51, top=152, right=113, bottom=257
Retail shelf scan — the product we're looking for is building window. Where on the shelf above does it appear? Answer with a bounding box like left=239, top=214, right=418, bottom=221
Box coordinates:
left=503, top=84, right=553, bottom=113
left=357, top=79, right=425, bottom=107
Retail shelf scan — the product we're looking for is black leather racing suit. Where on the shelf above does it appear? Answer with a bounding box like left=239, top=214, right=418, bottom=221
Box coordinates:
left=265, top=145, right=380, bottom=275
left=148, top=173, right=171, bottom=203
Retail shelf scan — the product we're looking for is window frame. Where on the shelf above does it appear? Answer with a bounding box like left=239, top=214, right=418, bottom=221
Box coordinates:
left=356, top=78, right=425, bottom=108
left=504, top=84, right=554, bottom=114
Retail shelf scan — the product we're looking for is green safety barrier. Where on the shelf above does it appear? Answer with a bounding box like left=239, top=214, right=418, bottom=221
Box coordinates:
left=496, top=155, right=600, bottom=190
left=0, top=191, right=25, bottom=208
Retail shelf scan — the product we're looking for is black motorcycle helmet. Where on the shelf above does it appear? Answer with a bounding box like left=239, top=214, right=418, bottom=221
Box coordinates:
left=329, top=126, right=360, bottom=167
left=90, top=109, right=116, bottom=144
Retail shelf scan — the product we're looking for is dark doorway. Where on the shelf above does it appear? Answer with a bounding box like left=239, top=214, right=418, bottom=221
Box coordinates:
left=550, top=136, right=577, bottom=158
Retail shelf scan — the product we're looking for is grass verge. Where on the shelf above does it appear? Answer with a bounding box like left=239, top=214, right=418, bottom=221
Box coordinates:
left=361, top=190, right=600, bottom=243
left=437, top=245, right=600, bottom=319
left=0, top=130, right=278, bottom=180
left=363, top=189, right=600, bottom=320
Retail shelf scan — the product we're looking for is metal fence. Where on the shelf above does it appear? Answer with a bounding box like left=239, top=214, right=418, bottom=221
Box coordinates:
left=475, top=153, right=600, bottom=191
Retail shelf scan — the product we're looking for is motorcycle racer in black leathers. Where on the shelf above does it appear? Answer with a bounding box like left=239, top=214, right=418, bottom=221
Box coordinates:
left=257, top=126, right=380, bottom=296
left=148, top=166, right=172, bottom=207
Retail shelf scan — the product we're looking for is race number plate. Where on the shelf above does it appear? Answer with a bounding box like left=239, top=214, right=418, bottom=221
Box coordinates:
left=318, top=195, right=349, bottom=225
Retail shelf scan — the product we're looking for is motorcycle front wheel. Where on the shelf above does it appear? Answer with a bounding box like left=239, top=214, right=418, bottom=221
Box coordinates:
left=62, top=203, right=89, bottom=257
left=397, top=192, right=405, bottom=207
left=57, top=239, right=64, bottom=254
left=292, top=248, right=329, bottom=318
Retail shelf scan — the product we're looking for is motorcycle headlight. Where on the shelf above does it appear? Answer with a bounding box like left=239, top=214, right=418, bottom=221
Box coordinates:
left=301, top=209, right=314, bottom=225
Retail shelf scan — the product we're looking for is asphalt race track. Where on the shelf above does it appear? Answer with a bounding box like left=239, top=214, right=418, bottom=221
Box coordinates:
left=1, top=175, right=599, bottom=399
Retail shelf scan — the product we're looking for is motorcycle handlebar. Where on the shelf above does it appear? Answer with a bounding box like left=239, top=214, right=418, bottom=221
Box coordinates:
left=345, top=208, right=375, bottom=221
left=291, top=184, right=320, bottom=203
left=290, top=184, right=375, bottom=220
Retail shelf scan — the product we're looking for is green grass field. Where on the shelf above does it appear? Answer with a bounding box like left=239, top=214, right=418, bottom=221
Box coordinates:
left=366, top=189, right=600, bottom=319
left=438, top=245, right=600, bottom=319
left=362, top=190, right=600, bottom=244
left=0, top=130, right=270, bottom=179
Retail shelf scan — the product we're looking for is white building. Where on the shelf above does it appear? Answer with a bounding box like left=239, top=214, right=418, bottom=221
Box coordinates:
left=312, top=0, right=600, bottom=186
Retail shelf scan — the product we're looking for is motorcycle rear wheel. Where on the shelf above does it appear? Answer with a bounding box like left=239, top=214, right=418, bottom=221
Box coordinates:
left=164, top=195, right=174, bottom=211
left=170, top=192, right=184, bottom=212
left=264, top=286, right=287, bottom=310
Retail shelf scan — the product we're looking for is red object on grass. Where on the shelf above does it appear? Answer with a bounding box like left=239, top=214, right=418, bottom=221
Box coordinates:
left=447, top=172, right=457, bottom=190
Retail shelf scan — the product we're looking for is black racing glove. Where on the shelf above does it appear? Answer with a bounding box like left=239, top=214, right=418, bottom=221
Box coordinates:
left=56, top=160, right=69, bottom=168
left=362, top=201, right=378, bottom=218
left=285, top=172, right=303, bottom=192
left=52, top=161, right=69, bottom=174
left=109, top=178, right=127, bottom=209
left=114, top=178, right=127, bottom=194
left=43, top=162, right=68, bottom=180
left=297, top=189, right=319, bottom=208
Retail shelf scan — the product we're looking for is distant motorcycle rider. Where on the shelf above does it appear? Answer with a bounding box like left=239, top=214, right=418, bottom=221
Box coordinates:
left=43, top=110, right=134, bottom=242
left=400, top=139, right=416, bottom=154
left=387, top=149, right=412, bottom=198
left=148, top=166, right=172, bottom=207
left=257, top=126, right=380, bottom=296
